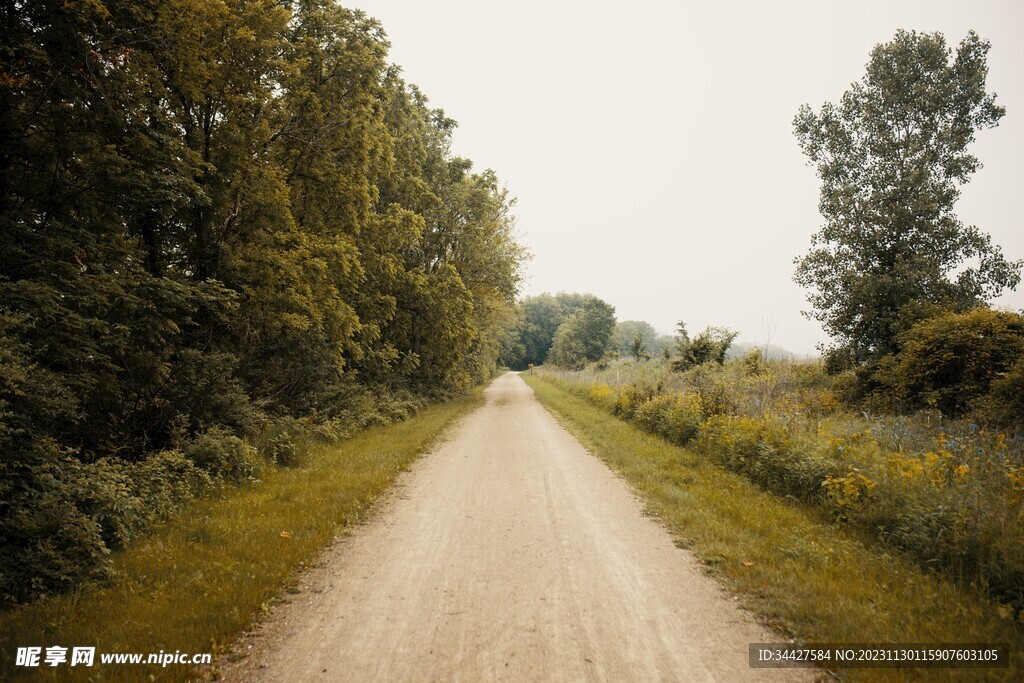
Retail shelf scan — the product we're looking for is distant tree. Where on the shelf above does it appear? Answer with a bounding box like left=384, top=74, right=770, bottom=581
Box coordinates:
left=629, top=332, right=650, bottom=362
left=500, top=292, right=595, bottom=369
left=613, top=320, right=661, bottom=358
left=793, top=30, right=1021, bottom=363
left=547, top=319, right=588, bottom=370
left=547, top=296, right=616, bottom=369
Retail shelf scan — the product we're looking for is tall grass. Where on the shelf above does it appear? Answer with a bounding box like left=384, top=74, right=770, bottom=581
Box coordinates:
left=525, top=374, right=1023, bottom=681
left=540, top=358, right=1024, bottom=616
left=0, top=392, right=482, bottom=681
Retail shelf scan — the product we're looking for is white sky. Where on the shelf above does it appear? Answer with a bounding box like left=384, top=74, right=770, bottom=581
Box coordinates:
left=352, top=0, right=1024, bottom=355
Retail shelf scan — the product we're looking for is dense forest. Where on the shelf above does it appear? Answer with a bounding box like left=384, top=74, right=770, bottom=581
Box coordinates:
left=0, top=0, right=526, bottom=602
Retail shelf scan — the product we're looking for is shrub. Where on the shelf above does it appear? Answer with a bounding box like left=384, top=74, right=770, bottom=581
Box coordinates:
left=160, top=350, right=254, bottom=438
left=256, top=416, right=306, bottom=467
left=742, top=348, right=768, bottom=376
left=694, top=415, right=837, bottom=501
left=983, top=356, right=1024, bottom=431
left=633, top=393, right=704, bottom=446
left=880, top=308, right=1024, bottom=417
left=678, top=364, right=736, bottom=416
left=184, top=427, right=263, bottom=483
left=0, top=442, right=115, bottom=603
left=613, top=383, right=658, bottom=419
left=587, top=383, right=615, bottom=409
left=129, top=450, right=212, bottom=525
left=671, top=325, right=737, bottom=372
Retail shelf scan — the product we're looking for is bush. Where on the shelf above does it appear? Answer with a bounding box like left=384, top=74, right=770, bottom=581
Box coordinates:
left=253, top=415, right=307, bottom=467
left=633, top=393, right=704, bottom=446
left=0, top=439, right=216, bottom=604
left=160, top=350, right=254, bottom=439
left=880, top=308, right=1024, bottom=417
left=613, top=383, right=658, bottom=419
left=694, top=416, right=840, bottom=501
left=671, top=326, right=737, bottom=372
left=0, top=443, right=114, bottom=603
left=677, top=364, right=736, bottom=416
left=587, top=383, right=615, bottom=409
left=129, top=450, right=212, bottom=525
left=983, top=356, right=1024, bottom=431
left=183, top=427, right=263, bottom=483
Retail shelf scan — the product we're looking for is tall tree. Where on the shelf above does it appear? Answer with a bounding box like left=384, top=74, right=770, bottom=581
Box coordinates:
left=793, top=30, right=1020, bottom=362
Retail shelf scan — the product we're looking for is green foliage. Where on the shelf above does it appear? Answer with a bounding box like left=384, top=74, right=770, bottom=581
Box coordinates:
left=0, top=0, right=525, bottom=603
left=613, top=320, right=662, bottom=359
left=500, top=292, right=594, bottom=369
left=546, top=296, right=617, bottom=369
left=633, top=393, right=705, bottom=445
left=671, top=323, right=738, bottom=371
left=541, top=357, right=1024, bottom=614
left=0, top=443, right=212, bottom=603
left=183, top=428, right=264, bottom=484
left=876, top=308, right=1024, bottom=417
left=742, top=348, right=769, bottom=376
left=629, top=332, right=650, bottom=362
left=794, top=30, right=1021, bottom=362
left=987, top=357, right=1024, bottom=430
left=614, top=383, right=661, bottom=420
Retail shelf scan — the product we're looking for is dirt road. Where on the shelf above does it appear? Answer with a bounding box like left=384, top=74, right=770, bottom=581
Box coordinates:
left=223, top=372, right=805, bottom=681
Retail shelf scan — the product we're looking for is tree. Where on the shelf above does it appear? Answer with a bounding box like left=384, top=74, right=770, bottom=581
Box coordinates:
left=499, top=292, right=593, bottom=369
left=793, top=30, right=1021, bottom=363
left=546, top=296, right=616, bottom=369
left=629, top=333, right=650, bottom=362
left=613, top=320, right=661, bottom=358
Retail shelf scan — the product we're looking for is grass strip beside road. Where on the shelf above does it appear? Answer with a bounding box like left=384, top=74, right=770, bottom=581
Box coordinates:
left=0, top=391, right=483, bottom=681
left=523, top=374, right=1022, bottom=682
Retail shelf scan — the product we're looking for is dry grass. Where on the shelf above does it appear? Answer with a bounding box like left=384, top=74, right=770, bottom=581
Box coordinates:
left=524, top=374, right=1022, bottom=682
left=0, top=391, right=482, bottom=681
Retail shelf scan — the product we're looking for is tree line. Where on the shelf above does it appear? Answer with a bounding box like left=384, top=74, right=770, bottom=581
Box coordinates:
left=0, top=0, right=525, bottom=602
left=500, top=292, right=735, bottom=372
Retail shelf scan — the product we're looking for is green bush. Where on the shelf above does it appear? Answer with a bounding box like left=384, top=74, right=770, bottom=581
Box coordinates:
left=184, top=427, right=263, bottom=483
left=129, top=450, right=212, bottom=525
left=677, top=364, right=736, bottom=416
left=693, top=415, right=840, bottom=501
left=633, top=393, right=704, bottom=446
left=613, top=383, right=658, bottom=419
left=0, top=443, right=114, bottom=603
left=255, top=416, right=307, bottom=467
left=880, top=308, right=1024, bottom=417
left=0, top=438, right=215, bottom=604
left=984, top=356, right=1024, bottom=431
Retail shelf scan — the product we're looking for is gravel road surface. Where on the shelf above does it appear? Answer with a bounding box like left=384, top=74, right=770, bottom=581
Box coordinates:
left=221, top=372, right=808, bottom=682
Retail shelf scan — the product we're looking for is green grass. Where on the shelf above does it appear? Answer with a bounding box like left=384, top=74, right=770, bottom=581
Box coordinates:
left=524, top=374, right=1022, bottom=682
left=0, top=391, right=482, bottom=681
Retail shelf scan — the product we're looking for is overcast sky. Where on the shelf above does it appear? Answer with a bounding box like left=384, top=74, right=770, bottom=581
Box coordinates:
left=353, top=0, right=1023, bottom=355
